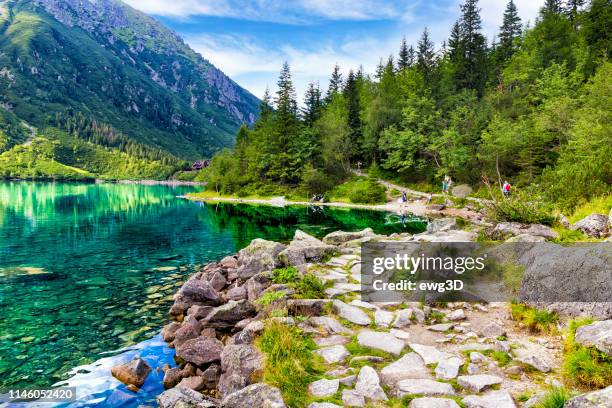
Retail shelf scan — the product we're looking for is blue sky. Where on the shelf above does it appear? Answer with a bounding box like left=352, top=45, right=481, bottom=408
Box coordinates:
left=123, top=0, right=545, bottom=101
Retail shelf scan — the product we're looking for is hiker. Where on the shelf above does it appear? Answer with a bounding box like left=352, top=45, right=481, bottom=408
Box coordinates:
left=427, top=193, right=433, bottom=204
left=442, top=175, right=452, bottom=194
left=401, top=191, right=407, bottom=204
left=502, top=181, right=511, bottom=197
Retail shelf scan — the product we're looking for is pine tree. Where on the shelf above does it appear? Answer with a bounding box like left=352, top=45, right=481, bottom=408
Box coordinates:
left=448, top=21, right=463, bottom=62
left=344, top=70, right=362, bottom=159
left=455, top=0, right=488, bottom=95
left=543, top=0, right=563, bottom=15
left=417, top=27, right=436, bottom=83
left=407, top=45, right=416, bottom=67
left=565, top=0, right=585, bottom=26
left=326, top=64, right=343, bottom=101
left=497, top=0, right=522, bottom=63
left=302, top=82, right=323, bottom=126
left=398, top=37, right=410, bottom=71
left=375, top=58, right=385, bottom=79
left=259, top=87, right=273, bottom=119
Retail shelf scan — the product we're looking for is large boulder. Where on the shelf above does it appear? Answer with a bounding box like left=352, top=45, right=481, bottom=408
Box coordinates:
left=565, top=386, right=612, bottom=408
left=575, top=320, right=612, bottom=355
left=221, top=383, right=286, bottom=408
left=572, top=214, right=609, bottom=238
left=452, top=184, right=473, bottom=198
left=171, top=279, right=222, bottom=316
left=427, top=218, right=458, bottom=234
left=203, top=300, right=255, bottom=329
left=278, top=230, right=336, bottom=266
left=237, top=239, right=286, bottom=279
left=516, top=243, right=612, bottom=318
left=323, top=229, right=375, bottom=245
left=157, top=386, right=218, bottom=408
left=111, top=358, right=151, bottom=388
left=493, top=222, right=558, bottom=240
left=175, top=336, right=224, bottom=366
left=246, top=272, right=272, bottom=302
left=218, top=344, right=264, bottom=397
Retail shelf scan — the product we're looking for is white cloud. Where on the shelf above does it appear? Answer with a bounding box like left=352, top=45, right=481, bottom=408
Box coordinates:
left=123, top=0, right=407, bottom=22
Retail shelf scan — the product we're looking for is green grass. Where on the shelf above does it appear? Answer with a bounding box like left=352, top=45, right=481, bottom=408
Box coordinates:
left=255, top=291, right=288, bottom=307
left=553, top=227, right=589, bottom=243
left=256, top=320, right=324, bottom=407
left=510, top=303, right=559, bottom=333
left=532, top=387, right=572, bottom=408
left=272, top=266, right=300, bottom=284
left=345, top=336, right=395, bottom=366
left=292, top=273, right=326, bottom=299
left=568, top=195, right=612, bottom=223
left=563, top=318, right=612, bottom=389
left=485, top=350, right=512, bottom=367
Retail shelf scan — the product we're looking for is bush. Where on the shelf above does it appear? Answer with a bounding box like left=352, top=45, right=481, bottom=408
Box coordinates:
left=300, top=164, right=336, bottom=195
left=347, top=178, right=387, bottom=204
left=486, top=191, right=555, bottom=225
left=256, top=321, right=323, bottom=407
left=272, top=266, right=299, bottom=284
left=563, top=318, right=612, bottom=389
left=255, top=291, right=287, bottom=307
left=532, top=387, right=571, bottom=408
left=293, top=273, right=326, bottom=299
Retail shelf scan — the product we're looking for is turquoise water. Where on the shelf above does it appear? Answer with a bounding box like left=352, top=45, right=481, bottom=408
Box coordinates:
left=0, top=181, right=426, bottom=393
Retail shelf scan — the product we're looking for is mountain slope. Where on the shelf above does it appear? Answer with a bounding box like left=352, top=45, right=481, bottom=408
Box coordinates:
left=0, top=0, right=259, bottom=159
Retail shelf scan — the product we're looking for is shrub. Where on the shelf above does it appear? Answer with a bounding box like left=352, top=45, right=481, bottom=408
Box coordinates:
left=532, top=387, right=571, bottom=408
left=347, top=178, right=387, bottom=204
left=485, top=190, right=554, bottom=225
left=255, top=291, right=287, bottom=307
left=272, top=266, right=299, bottom=284
left=293, top=273, right=325, bottom=299
left=563, top=318, right=612, bottom=389
left=256, top=321, right=323, bottom=407
left=300, top=164, right=336, bottom=195
left=510, top=303, right=558, bottom=333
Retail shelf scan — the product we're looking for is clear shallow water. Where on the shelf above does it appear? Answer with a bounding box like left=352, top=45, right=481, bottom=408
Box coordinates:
left=0, top=181, right=426, bottom=394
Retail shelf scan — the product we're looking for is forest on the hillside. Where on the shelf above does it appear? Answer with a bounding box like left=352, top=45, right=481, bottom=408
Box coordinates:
left=203, top=0, right=611, bottom=214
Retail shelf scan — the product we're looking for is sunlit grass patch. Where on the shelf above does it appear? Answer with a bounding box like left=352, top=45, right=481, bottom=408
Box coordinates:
left=510, top=303, right=558, bottom=333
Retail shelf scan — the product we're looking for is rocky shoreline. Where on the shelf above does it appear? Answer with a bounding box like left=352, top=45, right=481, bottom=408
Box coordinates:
left=110, top=216, right=611, bottom=407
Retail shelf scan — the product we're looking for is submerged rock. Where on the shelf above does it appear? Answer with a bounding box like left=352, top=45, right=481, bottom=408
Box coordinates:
left=110, top=358, right=150, bottom=388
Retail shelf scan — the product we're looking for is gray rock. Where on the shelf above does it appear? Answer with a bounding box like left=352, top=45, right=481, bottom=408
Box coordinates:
left=435, top=357, right=463, bottom=380
left=222, top=383, right=286, bottom=408
left=572, top=214, right=609, bottom=238
left=466, top=363, right=480, bottom=375
left=187, top=305, right=214, bottom=320
left=462, top=390, right=516, bottom=408
left=478, top=322, right=506, bottom=338
left=350, top=355, right=385, bottom=364
left=314, top=335, right=349, bottom=347
left=175, top=336, right=224, bottom=366
left=428, top=323, right=454, bottom=332
left=308, top=378, right=339, bottom=397
left=278, top=230, right=336, bottom=266
left=161, top=322, right=181, bottom=343
left=177, top=376, right=206, bottom=391
left=409, top=343, right=455, bottom=365
left=315, top=345, right=350, bottom=364
left=307, top=403, right=342, bottom=408
left=390, top=328, right=410, bottom=340
left=409, top=398, right=461, bottom=408
left=173, top=316, right=202, bottom=347
left=246, top=272, right=271, bottom=302
left=375, top=309, right=395, bottom=328
left=203, top=300, right=255, bottom=329
left=171, top=279, right=221, bottom=315
left=111, top=358, right=151, bottom=388
left=493, top=222, right=559, bottom=240
left=457, top=374, right=502, bottom=392
left=287, top=299, right=331, bottom=316
left=452, top=184, right=473, bottom=198
left=559, top=214, right=571, bottom=229
left=470, top=352, right=486, bottom=363
left=350, top=299, right=377, bottom=310
left=218, top=344, right=264, bottom=397
left=393, top=309, right=413, bottom=328
left=323, top=228, right=375, bottom=245
left=575, top=320, right=612, bottom=355
left=428, top=218, right=458, bottom=233
left=446, top=309, right=466, bottom=321
left=494, top=340, right=511, bottom=354
left=505, top=234, right=546, bottom=243
left=342, top=389, right=365, bottom=407
left=355, top=365, right=387, bottom=401
left=210, top=271, right=227, bottom=291
left=564, top=386, right=612, bottom=408
left=237, top=239, right=286, bottom=279
left=380, top=352, right=431, bottom=386
left=333, top=300, right=372, bottom=326
left=226, top=285, right=247, bottom=301
left=357, top=331, right=405, bottom=355
left=157, top=386, right=217, bottom=408
left=395, top=379, right=456, bottom=397
left=513, top=348, right=552, bottom=372
left=308, top=316, right=352, bottom=334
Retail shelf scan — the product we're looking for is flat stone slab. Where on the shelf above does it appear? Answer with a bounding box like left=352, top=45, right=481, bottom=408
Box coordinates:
left=315, top=345, right=350, bottom=364
left=457, top=374, right=502, bottom=392
left=358, top=331, right=405, bottom=355
left=428, top=323, right=454, bottom=332
left=309, top=316, right=352, bottom=334
left=409, top=343, right=455, bottom=365
left=333, top=300, right=372, bottom=326
left=375, top=310, right=395, bottom=328
left=408, top=398, right=461, bottom=408
left=350, top=299, right=377, bottom=310
left=435, top=357, right=463, bottom=380
left=308, top=403, right=342, bottom=408
left=315, top=335, right=349, bottom=347
left=342, top=389, right=365, bottom=407
left=380, top=352, right=431, bottom=386
left=395, top=379, right=456, bottom=398
left=462, top=390, right=517, bottom=408
left=308, top=378, right=339, bottom=397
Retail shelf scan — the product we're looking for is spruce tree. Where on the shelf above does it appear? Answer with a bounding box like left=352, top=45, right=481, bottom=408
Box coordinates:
left=275, top=62, right=298, bottom=133
left=565, top=0, right=585, bottom=26
left=398, top=37, right=410, bottom=70
left=448, top=21, right=463, bottom=62
left=344, top=70, right=362, bottom=159
left=417, top=27, right=436, bottom=83
left=543, top=0, right=563, bottom=15
left=407, top=45, right=416, bottom=67
left=497, top=0, right=522, bottom=63
left=302, top=82, right=323, bottom=126
left=326, top=64, right=343, bottom=101
left=456, top=0, right=488, bottom=95
left=272, top=62, right=299, bottom=182
left=375, top=58, right=385, bottom=79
